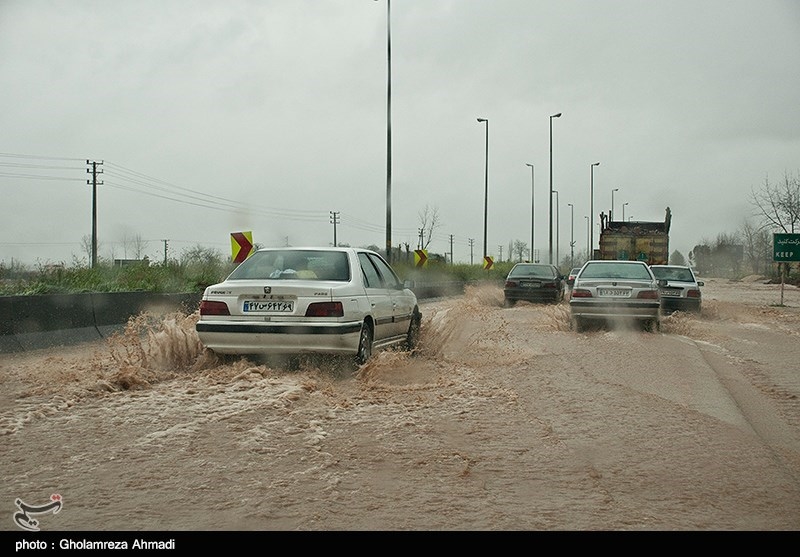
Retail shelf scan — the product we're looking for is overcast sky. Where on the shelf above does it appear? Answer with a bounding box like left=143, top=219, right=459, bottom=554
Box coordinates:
left=1, top=0, right=798, bottom=267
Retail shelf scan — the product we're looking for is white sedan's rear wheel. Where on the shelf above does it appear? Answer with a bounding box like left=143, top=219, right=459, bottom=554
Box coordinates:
left=355, top=322, right=373, bottom=365
left=405, top=310, right=421, bottom=351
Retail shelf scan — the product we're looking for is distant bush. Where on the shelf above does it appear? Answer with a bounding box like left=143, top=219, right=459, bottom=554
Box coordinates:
left=1, top=251, right=518, bottom=296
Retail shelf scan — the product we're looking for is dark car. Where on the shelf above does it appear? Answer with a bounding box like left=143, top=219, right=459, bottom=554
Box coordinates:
left=649, top=264, right=704, bottom=313
left=503, top=263, right=566, bottom=307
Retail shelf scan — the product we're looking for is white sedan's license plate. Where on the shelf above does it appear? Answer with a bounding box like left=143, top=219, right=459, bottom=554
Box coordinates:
left=598, top=288, right=630, bottom=297
left=661, top=290, right=682, bottom=297
left=243, top=300, right=294, bottom=312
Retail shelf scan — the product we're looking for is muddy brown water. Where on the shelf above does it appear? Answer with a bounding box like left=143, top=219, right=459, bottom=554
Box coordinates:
left=1, top=277, right=798, bottom=531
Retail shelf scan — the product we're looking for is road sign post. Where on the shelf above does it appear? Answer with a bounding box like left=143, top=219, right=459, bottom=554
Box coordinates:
left=773, top=233, right=800, bottom=306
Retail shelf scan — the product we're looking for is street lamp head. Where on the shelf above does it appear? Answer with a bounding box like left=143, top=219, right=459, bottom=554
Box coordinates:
left=477, top=118, right=487, bottom=122
left=613, top=188, right=619, bottom=192
left=526, top=163, right=533, bottom=168
left=551, top=112, right=562, bottom=119
left=592, top=162, right=600, bottom=167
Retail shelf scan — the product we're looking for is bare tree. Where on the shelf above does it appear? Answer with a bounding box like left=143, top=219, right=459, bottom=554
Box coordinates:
left=749, top=171, right=799, bottom=279
left=417, top=204, right=441, bottom=250
left=513, top=239, right=528, bottom=262
left=131, top=234, right=149, bottom=259
left=739, top=218, right=772, bottom=275
left=750, top=171, right=800, bottom=234
left=79, top=235, right=98, bottom=263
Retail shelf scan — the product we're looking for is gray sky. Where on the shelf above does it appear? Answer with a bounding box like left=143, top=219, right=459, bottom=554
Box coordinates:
left=1, top=0, right=798, bottom=267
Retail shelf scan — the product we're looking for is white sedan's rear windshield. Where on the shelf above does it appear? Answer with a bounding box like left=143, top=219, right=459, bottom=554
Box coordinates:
left=651, top=267, right=695, bottom=282
left=228, top=250, right=350, bottom=281
left=581, top=263, right=652, bottom=280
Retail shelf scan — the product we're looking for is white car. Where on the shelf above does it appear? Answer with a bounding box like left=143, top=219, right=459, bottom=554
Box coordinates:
left=195, top=247, right=421, bottom=365
left=649, top=264, right=704, bottom=313
left=569, top=260, right=663, bottom=332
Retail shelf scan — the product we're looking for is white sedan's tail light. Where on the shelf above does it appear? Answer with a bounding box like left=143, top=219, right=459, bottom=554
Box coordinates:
left=305, top=301, right=344, bottom=317
left=571, top=288, right=593, bottom=298
left=200, top=300, right=230, bottom=315
left=637, top=290, right=660, bottom=299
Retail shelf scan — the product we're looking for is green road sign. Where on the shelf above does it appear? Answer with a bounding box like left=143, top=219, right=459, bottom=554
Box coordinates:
left=773, top=233, right=800, bottom=262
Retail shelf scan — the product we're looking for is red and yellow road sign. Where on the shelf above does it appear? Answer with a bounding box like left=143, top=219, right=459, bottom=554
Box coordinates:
left=483, top=256, right=494, bottom=270
left=414, top=249, right=428, bottom=268
left=231, top=231, right=254, bottom=263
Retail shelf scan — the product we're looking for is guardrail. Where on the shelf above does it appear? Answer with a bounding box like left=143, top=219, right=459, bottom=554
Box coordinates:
left=0, top=282, right=469, bottom=354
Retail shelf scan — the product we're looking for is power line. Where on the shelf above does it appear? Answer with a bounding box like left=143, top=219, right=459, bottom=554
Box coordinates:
left=0, top=152, right=438, bottom=252
left=0, top=152, right=85, bottom=161
left=0, top=172, right=83, bottom=181
left=0, top=162, right=85, bottom=170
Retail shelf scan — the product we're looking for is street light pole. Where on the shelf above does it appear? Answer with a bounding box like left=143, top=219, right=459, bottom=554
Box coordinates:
left=584, top=215, right=589, bottom=261
left=526, top=163, right=534, bottom=262
left=589, top=161, right=600, bottom=258
left=553, top=189, right=559, bottom=267
left=611, top=188, right=619, bottom=221
left=375, top=0, right=392, bottom=263
left=622, top=202, right=629, bottom=222
left=567, top=202, right=574, bottom=269
left=478, top=118, right=489, bottom=260
left=549, top=112, right=562, bottom=264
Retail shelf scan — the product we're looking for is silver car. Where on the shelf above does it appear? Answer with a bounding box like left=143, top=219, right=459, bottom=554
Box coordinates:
left=195, top=247, right=421, bottom=365
left=569, top=260, right=663, bottom=332
left=649, top=264, right=704, bottom=313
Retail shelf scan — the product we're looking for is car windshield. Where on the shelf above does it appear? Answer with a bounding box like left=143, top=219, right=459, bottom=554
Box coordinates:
left=651, top=267, right=695, bottom=282
left=580, top=262, right=652, bottom=280
left=508, top=264, right=556, bottom=279
left=227, top=250, right=350, bottom=281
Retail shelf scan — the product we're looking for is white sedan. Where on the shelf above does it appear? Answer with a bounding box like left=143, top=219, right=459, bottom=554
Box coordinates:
left=569, top=260, right=663, bottom=332
left=195, top=247, right=421, bottom=365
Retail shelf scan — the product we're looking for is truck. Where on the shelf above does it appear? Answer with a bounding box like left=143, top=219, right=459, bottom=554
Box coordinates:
left=595, top=207, right=671, bottom=265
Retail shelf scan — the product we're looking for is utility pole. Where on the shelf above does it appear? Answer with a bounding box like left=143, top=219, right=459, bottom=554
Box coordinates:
left=498, top=245, right=503, bottom=262
left=162, top=239, right=168, bottom=265
left=449, top=234, right=454, bottom=265
left=329, top=211, right=340, bottom=247
left=418, top=228, right=424, bottom=250
left=468, top=238, right=475, bottom=265
left=86, top=160, right=103, bottom=268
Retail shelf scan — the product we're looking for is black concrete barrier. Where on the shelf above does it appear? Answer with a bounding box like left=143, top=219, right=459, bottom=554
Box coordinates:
left=11, top=293, right=101, bottom=351
left=412, top=280, right=468, bottom=300
left=0, top=296, right=23, bottom=353
left=93, top=292, right=203, bottom=338
left=0, top=292, right=203, bottom=354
